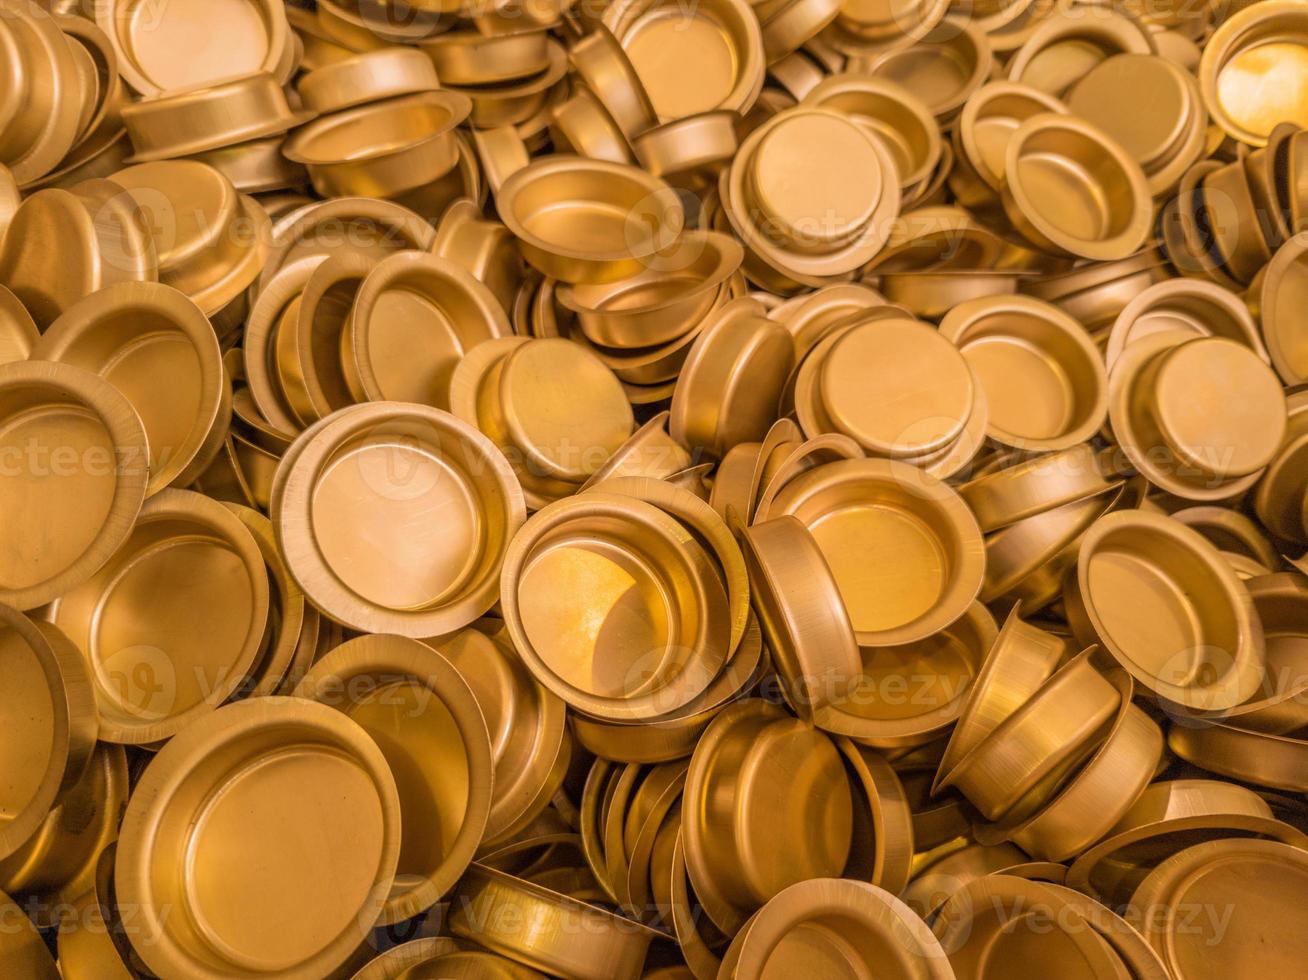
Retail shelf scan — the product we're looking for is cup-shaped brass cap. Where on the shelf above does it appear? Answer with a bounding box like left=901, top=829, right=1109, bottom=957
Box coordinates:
left=796, top=316, right=975, bottom=459
left=981, top=482, right=1121, bottom=609
left=0, top=180, right=157, bottom=330
left=1066, top=510, right=1265, bottom=711
left=826, top=0, right=949, bottom=47
left=315, top=0, right=448, bottom=50
left=756, top=0, right=842, bottom=64
left=421, top=28, right=552, bottom=86
left=448, top=863, right=665, bottom=980
left=980, top=669, right=1158, bottom=861
left=934, top=602, right=1071, bottom=788
left=940, top=294, right=1107, bottom=452
left=0, top=740, right=128, bottom=928
left=430, top=197, right=522, bottom=312
left=859, top=17, right=993, bottom=122
left=283, top=91, right=473, bottom=199
left=1253, top=233, right=1308, bottom=385
left=550, top=89, right=634, bottom=164
left=1109, top=334, right=1286, bottom=499
left=1192, top=573, right=1308, bottom=733
left=669, top=296, right=795, bottom=459
left=34, top=282, right=227, bottom=494
left=295, top=634, right=494, bottom=923
left=592, top=473, right=752, bottom=651
left=497, top=155, right=686, bottom=284
left=219, top=502, right=305, bottom=700
left=493, top=337, right=635, bottom=484
left=570, top=614, right=766, bottom=765
left=274, top=402, right=526, bottom=636
left=0, top=359, right=149, bottom=610
left=960, top=443, right=1118, bottom=533
left=51, top=841, right=139, bottom=980
left=735, top=106, right=895, bottom=264
left=632, top=111, right=741, bottom=179
left=346, top=938, right=462, bottom=980
left=737, top=514, right=861, bottom=715
left=1199, top=1, right=1308, bottom=146
left=1067, top=53, right=1205, bottom=196
left=0, top=605, right=98, bottom=864
left=500, top=492, right=732, bottom=721
left=558, top=231, right=744, bottom=350
left=1001, top=112, right=1152, bottom=260
left=936, top=650, right=1120, bottom=822
left=1128, top=838, right=1308, bottom=980
left=1167, top=719, right=1308, bottom=793
left=1021, top=245, right=1170, bottom=332
left=258, top=195, right=435, bottom=294
left=269, top=249, right=373, bottom=427
left=295, top=46, right=440, bottom=115
left=1065, top=778, right=1308, bottom=905
left=98, top=0, right=290, bottom=95
left=604, top=0, right=765, bottom=124
left=1105, top=276, right=1266, bottom=372
left=122, top=71, right=312, bottom=162
left=579, top=412, right=693, bottom=491
left=1005, top=6, right=1155, bottom=97
left=761, top=457, right=985, bottom=647
left=1, top=2, right=89, bottom=185
left=343, top=250, right=511, bottom=410
left=114, top=697, right=402, bottom=979
left=428, top=627, right=569, bottom=848
left=934, top=874, right=1130, bottom=978
left=683, top=699, right=853, bottom=933
left=722, top=878, right=953, bottom=980
left=189, top=134, right=308, bottom=195
left=441, top=40, right=569, bottom=130
left=47, top=488, right=270, bottom=744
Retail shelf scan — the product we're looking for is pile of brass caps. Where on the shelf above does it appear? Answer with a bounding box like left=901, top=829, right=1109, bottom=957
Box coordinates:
left=9, top=2, right=1308, bottom=979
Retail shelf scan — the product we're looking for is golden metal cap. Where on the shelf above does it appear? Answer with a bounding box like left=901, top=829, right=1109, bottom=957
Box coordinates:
left=275, top=402, right=526, bottom=636
left=114, top=697, right=402, bottom=978
left=1066, top=510, right=1266, bottom=711
left=295, top=633, right=494, bottom=923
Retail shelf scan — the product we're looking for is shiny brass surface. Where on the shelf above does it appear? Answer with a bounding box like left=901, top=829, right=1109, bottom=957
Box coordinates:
left=2, top=9, right=1306, bottom=973
left=603, top=0, right=765, bottom=122
left=283, top=91, right=472, bottom=199
left=940, top=294, right=1107, bottom=452
left=121, top=71, right=312, bottom=163
left=683, top=698, right=853, bottom=933
left=448, top=863, right=664, bottom=980
left=115, top=697, right=401, bottom=979
left=344, top=250, right=511, bottom=409
left=761, top=457, right=985, bottom=647
left=296, top=46, right=440, bottom=115
left=1067, top=510, right=1264, bottom=711
left=275, top=401, right=525, bottom=636
left=497, top=155, right=685, bottom=284
left=48, top=488, right=269, bottom=743
left=935, top=874, right=1131, bottom=980
left=296, top=633, right=493, bottom=923
left=34, top=281, right=227, bottom=494
left=98, top=0, right=290, bottom=95
left=1001, top=112, right=1153, bottom=260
